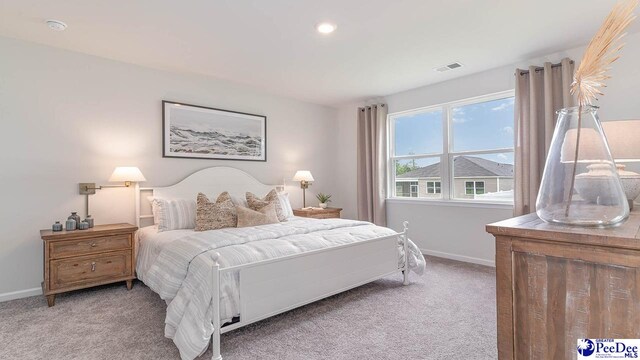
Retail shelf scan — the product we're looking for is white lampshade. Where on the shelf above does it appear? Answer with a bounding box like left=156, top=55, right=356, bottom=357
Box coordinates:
left=293, top=170, right=314, bottom=182
left=109, top=167, right=146, bottom=183
left=560, top=128, right=609, bottom=163
left=602, top=120, right=640, bottom=162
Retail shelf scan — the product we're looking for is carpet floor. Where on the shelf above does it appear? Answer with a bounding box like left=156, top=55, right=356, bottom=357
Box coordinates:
left=0, top=256, right=497, bottom=360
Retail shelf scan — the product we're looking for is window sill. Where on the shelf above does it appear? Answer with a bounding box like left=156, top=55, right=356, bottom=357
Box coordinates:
left=385, top=197, right=514, bottom=210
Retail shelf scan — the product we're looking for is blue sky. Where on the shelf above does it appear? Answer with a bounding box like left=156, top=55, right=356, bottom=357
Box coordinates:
left=394, top=97, right=514, bottom=164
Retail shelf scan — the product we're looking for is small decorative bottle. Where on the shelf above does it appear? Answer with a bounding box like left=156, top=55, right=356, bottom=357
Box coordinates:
left=65, top=218, right=76, bottom=231
left=84, top=215, right=94, bottom=228
left=52, top=221, right=63, bottom=232
left=68, top=212, right=82, bottom=230
left=78, top=221, right=89, bottom=230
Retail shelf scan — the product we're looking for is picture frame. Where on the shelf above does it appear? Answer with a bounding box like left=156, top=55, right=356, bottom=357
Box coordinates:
left=162, top=100, right=267, bottom=161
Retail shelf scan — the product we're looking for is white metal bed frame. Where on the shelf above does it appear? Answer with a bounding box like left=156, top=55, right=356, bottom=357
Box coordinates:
left=135, top=167, right=411, bottom=360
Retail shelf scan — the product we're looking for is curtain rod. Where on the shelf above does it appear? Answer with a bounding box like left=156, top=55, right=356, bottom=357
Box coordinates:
left=359, top=104, right=385, bottom=111
left=518, top=60, right=574, bottom=76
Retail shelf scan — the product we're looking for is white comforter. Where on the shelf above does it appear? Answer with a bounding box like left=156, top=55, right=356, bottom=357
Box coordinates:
left=137, top=217, right=425, bottom=360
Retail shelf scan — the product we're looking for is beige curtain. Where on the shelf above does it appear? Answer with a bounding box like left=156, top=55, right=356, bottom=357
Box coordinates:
left=357, top=104, right=387, bottom=225
left=514, top=57, right=574, bottom=216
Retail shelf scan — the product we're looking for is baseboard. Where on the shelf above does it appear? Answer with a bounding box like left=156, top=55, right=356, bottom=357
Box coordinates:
left=421, top=249, right=495, bottom=267
left=0, top=287, right=42, bottom=302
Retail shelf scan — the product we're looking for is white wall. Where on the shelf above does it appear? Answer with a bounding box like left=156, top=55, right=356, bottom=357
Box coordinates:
left=0, top=37, right=339, bottom=299
left=336, top=31, right=640, bottom=266
left=334, top=104, right=360, bottom=220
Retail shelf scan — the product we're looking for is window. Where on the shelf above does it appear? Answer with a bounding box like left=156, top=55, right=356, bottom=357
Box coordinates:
left=396, top=181, right=419, bottom=197
left=389, top=90, right=515, bottom=203
left=465, top=181, right=485, bottom=195
left=426, top=181, right=441, bottom=194
left=410, top=183, right=418, bottom=197
left=393, top=157, right=441, bottom=198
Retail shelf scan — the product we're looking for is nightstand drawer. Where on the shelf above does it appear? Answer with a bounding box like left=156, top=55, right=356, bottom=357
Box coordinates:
left=49, top=234, right=131, bottom=259
left=293, top=207, right=342, bottom=219
left=49, top=251, right=132, bottom=290
left=312, top=212, right=340, bottom=219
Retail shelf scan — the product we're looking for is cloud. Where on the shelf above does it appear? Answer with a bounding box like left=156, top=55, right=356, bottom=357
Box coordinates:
left=501, top=126, right=514, bottom=136
left=497, top=153, right=508, bottom=161
left=451, top=107, right=467, bottom=123
left=491, top=98, right=515, bottom=111
left=492, top=103, right=509, bottom=111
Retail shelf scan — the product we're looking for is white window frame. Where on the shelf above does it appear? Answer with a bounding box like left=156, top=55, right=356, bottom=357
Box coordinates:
left=465, top=180, right=485, bottom=195
left=387, top=90, right=515, bottom=206
left=426, top=181, right=441, bottom=194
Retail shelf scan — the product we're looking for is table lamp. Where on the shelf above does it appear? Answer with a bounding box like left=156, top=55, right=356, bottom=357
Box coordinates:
left=79, top=166, right=146, bottom=216
left=602, top=120, right=640, bottom=210
left=293, top=170, right=314, bottom=208
left=560, top=128, right=623, bottom=206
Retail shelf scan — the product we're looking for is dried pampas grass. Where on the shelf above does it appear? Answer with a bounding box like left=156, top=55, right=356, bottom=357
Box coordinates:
left=571, top=0, right=638, bottom=106
left=565, top=0, right=638, bottom=217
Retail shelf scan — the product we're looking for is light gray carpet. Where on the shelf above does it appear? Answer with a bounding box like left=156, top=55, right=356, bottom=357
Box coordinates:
left=0, top=256, right=497, bottom=360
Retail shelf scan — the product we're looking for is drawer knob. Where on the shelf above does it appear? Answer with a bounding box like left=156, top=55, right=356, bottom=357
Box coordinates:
left=91, top=262, right=96, bottom=272
left=90, top=243, right=97, bottom=247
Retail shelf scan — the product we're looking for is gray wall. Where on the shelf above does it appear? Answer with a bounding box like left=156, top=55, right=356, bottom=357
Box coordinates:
left=0, top=37, right=338, bottom=299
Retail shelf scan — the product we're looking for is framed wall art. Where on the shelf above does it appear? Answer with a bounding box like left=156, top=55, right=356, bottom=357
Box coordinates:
left=162, top=100, right=266, bottom=161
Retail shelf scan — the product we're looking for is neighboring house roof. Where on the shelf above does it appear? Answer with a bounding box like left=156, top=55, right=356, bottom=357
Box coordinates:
left=397, top=156, right=514, bottom=179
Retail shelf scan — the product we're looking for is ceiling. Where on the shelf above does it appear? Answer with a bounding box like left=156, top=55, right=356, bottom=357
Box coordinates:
left=0, top=0, right=632, bottom=106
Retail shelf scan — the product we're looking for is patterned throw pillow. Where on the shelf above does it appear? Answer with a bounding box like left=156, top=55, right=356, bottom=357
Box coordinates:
left=246, top=189, right=286, bottom=221
left=277, top=192, right=294, bottom=220
left=195, top=192, right=237, bottom=231
left=151, top=198, right=196, bottom=232
left=236, top=203, right=279, bottom=228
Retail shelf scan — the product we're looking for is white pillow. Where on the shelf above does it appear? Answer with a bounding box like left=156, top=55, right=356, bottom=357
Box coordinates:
left=151, top=198, right=196, bottom=232
left=277, top=192, right=294, bottom=220
left=230, top=194, right=249, bottom=208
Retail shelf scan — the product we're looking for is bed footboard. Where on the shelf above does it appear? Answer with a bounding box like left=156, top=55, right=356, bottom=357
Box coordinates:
left=402, top=221, right=410, bottom=286
left=210, top=252, right=222, bottom=360
left=210, top=225, right=410, bottom=360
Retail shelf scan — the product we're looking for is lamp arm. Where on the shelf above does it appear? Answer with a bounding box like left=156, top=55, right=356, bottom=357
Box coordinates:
left=79, top=181, right=135, bottom=217
left=79, top=182, right=133, bottom=195
left=99, top=183, right=132, bottom=188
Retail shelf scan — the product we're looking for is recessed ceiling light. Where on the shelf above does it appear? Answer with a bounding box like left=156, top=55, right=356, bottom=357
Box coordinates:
left=316, top=22, right=337, bottom=34
left=46, top=19, right=67, bottom=31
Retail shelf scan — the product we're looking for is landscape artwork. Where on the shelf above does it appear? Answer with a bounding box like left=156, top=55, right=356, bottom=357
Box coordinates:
left=163, top=101, right=266, bottom=161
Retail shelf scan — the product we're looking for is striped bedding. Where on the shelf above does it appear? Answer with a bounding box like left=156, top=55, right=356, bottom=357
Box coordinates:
left=137, top=217, right=425, bottom=360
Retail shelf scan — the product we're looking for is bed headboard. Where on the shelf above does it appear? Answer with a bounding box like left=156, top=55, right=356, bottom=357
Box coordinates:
left=136, top=166, right=284, bottom=227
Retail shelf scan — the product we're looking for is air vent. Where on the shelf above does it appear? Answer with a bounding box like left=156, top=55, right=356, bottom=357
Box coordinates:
left=434, top=62, right=464, bottom=72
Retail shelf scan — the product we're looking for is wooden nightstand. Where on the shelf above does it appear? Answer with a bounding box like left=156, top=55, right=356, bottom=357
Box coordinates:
left=293, top=207, right=342, bottom=219
left=40, top=223, right=137, bottom=307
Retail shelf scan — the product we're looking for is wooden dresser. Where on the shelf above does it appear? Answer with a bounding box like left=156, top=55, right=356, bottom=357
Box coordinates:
left=40, top=223, right=138, bottom=307
left=293, top=207, right=342, bottom=219
left=486, top=213, right=640, bottom=360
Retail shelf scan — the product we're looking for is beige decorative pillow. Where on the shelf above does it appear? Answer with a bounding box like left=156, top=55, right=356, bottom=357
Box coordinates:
left=236, top=203, right=279, bottom=228
left=195, top=192, right=237, bottom=231
left=246, top=189, right=286, bottom=221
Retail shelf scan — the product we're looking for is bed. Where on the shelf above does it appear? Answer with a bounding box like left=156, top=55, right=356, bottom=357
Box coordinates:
left=134, top=167, right=425, bottom=360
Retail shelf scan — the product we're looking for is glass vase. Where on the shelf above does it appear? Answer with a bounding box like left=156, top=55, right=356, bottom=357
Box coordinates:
left=536, top=105, right=629, bottom=226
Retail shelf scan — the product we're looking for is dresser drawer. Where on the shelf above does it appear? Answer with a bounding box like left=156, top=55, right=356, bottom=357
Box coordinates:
left=49, top=251, right=132, bottom=290
left=49, top=234, right=131, bottom=259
